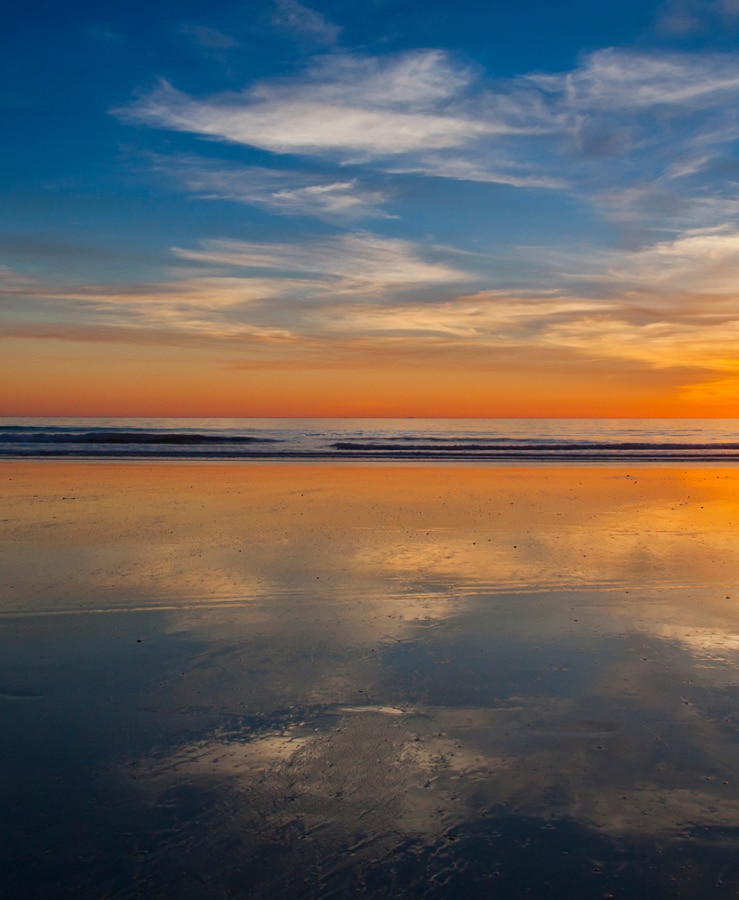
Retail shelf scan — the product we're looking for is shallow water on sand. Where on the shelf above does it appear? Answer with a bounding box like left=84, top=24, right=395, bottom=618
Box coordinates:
left=2, top=463, right=739, bottom=897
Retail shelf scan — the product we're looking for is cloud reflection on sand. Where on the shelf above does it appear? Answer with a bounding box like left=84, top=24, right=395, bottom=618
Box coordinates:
left=5, top=463, right=739, bottom=607
left=3, top=462, right=739, bottom=894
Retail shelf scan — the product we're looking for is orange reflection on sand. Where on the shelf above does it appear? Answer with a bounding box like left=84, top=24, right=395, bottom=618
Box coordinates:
left=2, top=463, right=739, bottom=633
left=348, top=466, right=739, bottom=593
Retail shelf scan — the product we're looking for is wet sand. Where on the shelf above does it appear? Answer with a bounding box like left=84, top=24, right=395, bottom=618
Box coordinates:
left=2, top=462, right=739, bottom=897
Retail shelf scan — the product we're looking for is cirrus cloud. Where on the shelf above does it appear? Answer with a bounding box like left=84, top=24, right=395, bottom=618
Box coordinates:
left=117, top=44, right=739, bottom=232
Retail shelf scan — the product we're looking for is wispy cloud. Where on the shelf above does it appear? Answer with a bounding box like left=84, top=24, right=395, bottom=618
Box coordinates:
left=541, top=315, right=739, bottom=375
left=118, top=60, right=492, bottom=158
left=116, top=50, right=514, bottom=162
left=6, top=221, right=739, bottom=383
left=313, top=293, right=608, bottom=340
left=0, top=270, right=303, bottom=339
left=655, top=0, right=739, bottom=35
left=384, top=156, right=565, bottom=189
left=272, top=0, right=340, bottom=45
left=153, top=155, right=392, bottom=220
left=0, top=234, right=473, bottom=340
left=118, top=45, right=739, bottom=229
left=507, top=48, right=739, bottom=230
left=171, top=232, right=471, bottom=294
left=527, top=48, right=739, bottom=111
left=263, top=180, right=390, bottom=219
left=179, top=24, right=237, bottom=50
left=0, top=265, right=36, bottom=293
left=561, top=221, right=739, bottom=303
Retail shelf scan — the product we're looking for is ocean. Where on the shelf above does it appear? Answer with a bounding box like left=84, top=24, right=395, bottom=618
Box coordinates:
left=2, top=417, right=739, bottom=462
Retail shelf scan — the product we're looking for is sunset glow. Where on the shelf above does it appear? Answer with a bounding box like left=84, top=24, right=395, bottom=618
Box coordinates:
left=4, top=1, right=739, bottom=416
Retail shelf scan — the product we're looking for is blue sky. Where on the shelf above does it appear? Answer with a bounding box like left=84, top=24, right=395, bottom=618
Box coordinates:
left=4, top=0, right=739, bottom=416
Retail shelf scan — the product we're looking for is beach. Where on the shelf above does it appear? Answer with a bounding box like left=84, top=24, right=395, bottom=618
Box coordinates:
left=3, top=461, right=739, bottom=896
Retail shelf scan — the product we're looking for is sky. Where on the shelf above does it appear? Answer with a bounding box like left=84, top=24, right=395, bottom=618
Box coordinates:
left=3, top=0, right=739, bottom=417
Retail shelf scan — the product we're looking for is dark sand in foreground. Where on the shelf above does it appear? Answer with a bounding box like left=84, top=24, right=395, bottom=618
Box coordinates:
left=2, top=462, right=739, bottom=897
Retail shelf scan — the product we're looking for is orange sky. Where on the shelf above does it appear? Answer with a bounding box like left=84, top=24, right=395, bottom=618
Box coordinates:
left=3, top=332, right=736, bottom=418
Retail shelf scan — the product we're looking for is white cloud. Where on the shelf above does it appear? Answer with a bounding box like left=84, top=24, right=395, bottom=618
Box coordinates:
left=314, top=293, right=608, bottom=339
left=1, top=234, right=473, bottom=340
left=528, top=48, right=739, bottom=111
left=171, top=232, right=471, bottom=292
left=385, top=155, right=565, bottom=188
left=117, top=43, right=739, bottom=224
left=591, top=225, right=739, bottom=296
left=153, top=156, right=392, bottom=219
left=0, top=271, right=308, bottom=340
left=266, top=180, right=386, bottom=217
left=120, top=78, right=491, bottom=159
left=540, top=314, right=739, bottom=373
left=116, top=50, right=519, bottom=166
left=296, top=50, right=472, bottom=109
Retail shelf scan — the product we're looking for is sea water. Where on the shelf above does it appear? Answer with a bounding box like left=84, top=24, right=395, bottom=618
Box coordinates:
left=2, top=417, right=739, bottom=461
